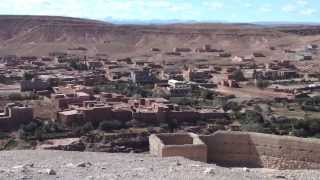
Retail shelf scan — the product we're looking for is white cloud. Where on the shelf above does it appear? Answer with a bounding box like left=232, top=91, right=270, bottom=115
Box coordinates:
left=296, top=0, right=308, bottom=6
left=282, top=4, right=297, bottom=13
left=259, top=4, right=272, bottom=13
left=281, top=0, right=317, bottom=17
left=203, top=1, right=224, bottom=10
left=300, top=8, right=317, bottom=15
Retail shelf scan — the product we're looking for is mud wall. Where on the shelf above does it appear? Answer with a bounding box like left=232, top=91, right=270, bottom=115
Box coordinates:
left=200, top=131, right=320, bottom=169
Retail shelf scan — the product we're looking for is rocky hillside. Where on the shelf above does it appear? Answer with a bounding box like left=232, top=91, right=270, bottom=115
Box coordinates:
left=0, top=15, right=309, bottom=57
left=0, top=150, right=319, bottom=180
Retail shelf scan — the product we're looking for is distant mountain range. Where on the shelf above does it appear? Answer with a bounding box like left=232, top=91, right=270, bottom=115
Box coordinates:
left=104, top=17, right=320, bottom=26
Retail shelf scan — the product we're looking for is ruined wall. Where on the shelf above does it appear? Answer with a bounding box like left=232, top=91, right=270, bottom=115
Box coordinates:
left=200, top=131, right=320, bottom=169
left=161, top=144, right=207, bottom=162
left=149, top=133, right=207, bottom=162
left=150, top=131, right=320, bottom=169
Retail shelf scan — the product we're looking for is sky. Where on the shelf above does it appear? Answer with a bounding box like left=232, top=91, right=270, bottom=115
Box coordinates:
left=0, top=0, right=319, bottom=23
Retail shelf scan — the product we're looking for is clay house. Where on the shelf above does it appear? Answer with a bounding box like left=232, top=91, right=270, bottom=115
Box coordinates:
left=306, top=44, right=318, bottom=54
left=130, top=68, right=158, bottom=84
left=78, top=71, right=106, bottom=86
left=160, top=67, right=183, bottom=81
left=195, top=45, right=224, bottom=53
left=195, top=48, right=207, bottom=53
left=20, top=77, right=51, bottom=92
left=117, top=57, right=133, bottom=64
left=219, top=79, right=240, bottom=88
left=174, top=47, right=192, bottom=53
left=151, top=48, right=161, bottom=52
left=0, top=103, right=33, bottom=131
left=252, top=52, right=266, bottom=58
left=165, top=79, right=192, bottom=97
left=4, top=55, right=20, bottom=67
left=52, top=92, right=91, bottom=110
left=254, top=69, right=300, bottom=81
left=183, top=67, right=212, bottom=83
left=295, top=52, right=313, bottom=61
left=105, top=65, right=131, bottom=82
left=219, top=52, right=232, bottom=58
left=231, top=56, right=254, bottom=63
left=57, top=103, right=113, bottom=127
left=268, top=83, right=320, bottom=94
left=85, top=61, right=103, bottom=70
left=51, top=85, right=93, bottom=110
left=99, top=92, right=129, bottom=103
left=164, top=52, right=181, bottom=56
left=284, top=49, right=296, bottom=53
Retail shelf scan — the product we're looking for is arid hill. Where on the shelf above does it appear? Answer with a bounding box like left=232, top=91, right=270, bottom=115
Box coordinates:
left=0, top=15, right=319, bottom=57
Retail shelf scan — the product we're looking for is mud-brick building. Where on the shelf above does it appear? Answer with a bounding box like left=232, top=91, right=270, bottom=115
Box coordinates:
left=57, top=103, right=113, bottom=127
left=0, top=103, right=33, bottom=131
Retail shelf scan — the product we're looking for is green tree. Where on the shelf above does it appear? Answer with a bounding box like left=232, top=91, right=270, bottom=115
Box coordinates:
left=231, top=70, right=246, bottom=81
left=23, top=72, right=35, bottom=80
left=256, top=79, right=270, bottom=89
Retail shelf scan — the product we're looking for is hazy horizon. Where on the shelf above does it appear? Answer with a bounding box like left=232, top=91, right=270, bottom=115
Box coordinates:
left=0, top=0, right=319, bottom=23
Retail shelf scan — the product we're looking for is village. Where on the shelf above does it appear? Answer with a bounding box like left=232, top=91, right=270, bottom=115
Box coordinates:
left=0, top=42, right=319, bottom=154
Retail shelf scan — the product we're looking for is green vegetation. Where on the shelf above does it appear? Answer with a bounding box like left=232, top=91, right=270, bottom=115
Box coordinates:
left=23, top=72, right=35, bottom=81
left=228, top=98, right=320, bottom=139
left=94, top=83, right=153, bottom=98
left=8, top=92, right=39, bottom=101
left=69, top=60, right=88, bottom=71
left=231, top=70, right=246, bottom=81
left=98, top=120, right=124, bottom=131
left=301, top=96, right=320, bottom=112
left=256, top=79, right=270, bottom=89
left=72, top=122, right=94, bottom=136
left=18, top=121, right=66, bottom=140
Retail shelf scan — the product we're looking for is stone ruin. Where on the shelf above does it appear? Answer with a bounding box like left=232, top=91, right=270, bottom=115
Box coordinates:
left=149, top=131, right=320, bottom=169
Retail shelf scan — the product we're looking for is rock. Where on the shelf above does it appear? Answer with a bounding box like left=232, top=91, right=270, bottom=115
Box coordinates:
left=12, top=163, right=33, bottom=169
left=86, top=176, right=94, bottom=180
left=0, top=169, right=6, bottom=173
left=190, top=164, right=201, bottom=168
left=203, top=167, right=215, bottom=175
left=243, top=167, right=250, bottom=172
left=169, top=166, right=176, bottom=173
left=76, top=162, right=92, bottom=167
left=40, top=169, right=56, bottom=175
left=274, top=175, right=287, bottom=179
left=175, top=160, right=182, bottom=166
left=65, top=163, right=75, bottom=167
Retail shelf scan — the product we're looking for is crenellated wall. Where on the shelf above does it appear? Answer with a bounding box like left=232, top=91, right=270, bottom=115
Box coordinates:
left=150, top=131, right=320, bottom=169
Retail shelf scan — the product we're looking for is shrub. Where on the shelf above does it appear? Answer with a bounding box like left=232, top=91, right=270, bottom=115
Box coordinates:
left=256, top=79, right=270, bottom=89
left=99, top=120, right=123, bottom=131
left=8, top=93, right=23, bottom=101
left=23, top=72, right=35, bottom=81
left=231, top=70, right=246, bottom=81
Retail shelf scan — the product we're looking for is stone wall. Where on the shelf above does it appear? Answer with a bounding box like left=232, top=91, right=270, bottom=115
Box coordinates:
left=201, top=131, right=320, bottom=169
left=149, top=133, right=207, bottom=162
left=150, top=131, right=320, bottom=169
